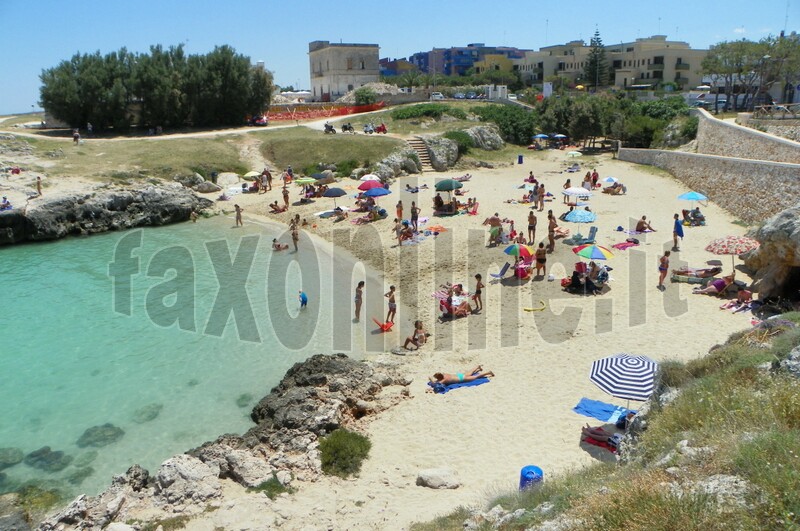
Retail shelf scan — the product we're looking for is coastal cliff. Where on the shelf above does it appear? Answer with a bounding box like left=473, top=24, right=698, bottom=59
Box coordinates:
left=30, top=354, right=409, bottom=530
left=0, top=184, right=212, bottom=246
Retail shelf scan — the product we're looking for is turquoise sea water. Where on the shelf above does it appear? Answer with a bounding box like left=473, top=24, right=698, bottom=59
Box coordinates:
left=0, top=216, right=391, bottom=496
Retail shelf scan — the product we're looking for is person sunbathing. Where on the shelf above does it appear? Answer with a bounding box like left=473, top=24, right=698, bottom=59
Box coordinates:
left=693, top=273, right=735, bottom=295
left=673, top=266, right=722, bottom=278
left=720, top=287, right=753, bottom=311
left=553, top=225, right=570, bottom=238
left=430, top=366, right=494, bottom=385
left=272, top=239, right=289, bottom=251
left=582, top=425, right=623, bottom=449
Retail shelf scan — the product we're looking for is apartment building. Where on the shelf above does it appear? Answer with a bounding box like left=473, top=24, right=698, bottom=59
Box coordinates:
left=513, top=35, right=707, bottom=90
left=308, top=41, right=380, bottom=102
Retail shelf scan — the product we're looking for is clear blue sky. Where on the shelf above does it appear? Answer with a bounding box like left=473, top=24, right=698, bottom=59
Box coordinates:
left=0, top=0, right=795, bottom=115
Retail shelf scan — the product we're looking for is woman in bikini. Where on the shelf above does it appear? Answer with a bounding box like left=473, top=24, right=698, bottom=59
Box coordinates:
left=562, top=179, right=571, bottom=203
left=657, top=250, right=670, bottom=290
left=354, top=281, right=364, bottom=322
left=547, top=213, right=557, bottom=252
left=535, top=242, right=547, bottom=276
left=403, top=320, right=428, bottom=350
left=537, top=184, right=546, bottom=212
left=430, top=366, right=495, bottom=385
left=527, top=211, right=537, bottom=243
left=472, top=273, right=484, bottom=312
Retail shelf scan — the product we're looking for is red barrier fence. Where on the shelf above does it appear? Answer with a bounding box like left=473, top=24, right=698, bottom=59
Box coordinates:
left=266, top=102, right=386, bottom=122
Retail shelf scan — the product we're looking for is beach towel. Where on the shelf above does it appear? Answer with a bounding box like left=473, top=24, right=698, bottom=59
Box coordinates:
left=427, top=378, right=490, bottom=394
left=573, top=398, right=630, bottom=423
left=611, top=241, right=639, bottom=251
left=400, top=234, right=426, bottom=246
left=617, top=228, right=653, bottom=235
left=582, top=433, right=617, bottom=454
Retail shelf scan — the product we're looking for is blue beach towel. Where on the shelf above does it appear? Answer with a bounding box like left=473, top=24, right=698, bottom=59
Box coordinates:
left=428, top=378, right=490, bottom=394
left=573, top=397, right=631, bottom=423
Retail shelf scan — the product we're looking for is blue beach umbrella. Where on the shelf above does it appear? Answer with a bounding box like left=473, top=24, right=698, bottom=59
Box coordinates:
left=677, top=191, right=707, bottom=202
left=322, top=187, right=346, bottom=207
left=364, top=187, right=391, bottom=197
left=533, top=134, right=549, bottom=139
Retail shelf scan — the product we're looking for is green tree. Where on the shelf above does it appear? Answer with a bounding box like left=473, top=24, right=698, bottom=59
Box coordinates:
left=584, top=29, right=610, bottom=89
left=132, top=45, right=188, bottom=128
left=398, top=69, right=423, bottom=89
left=354, top=87, right=378, bottom=106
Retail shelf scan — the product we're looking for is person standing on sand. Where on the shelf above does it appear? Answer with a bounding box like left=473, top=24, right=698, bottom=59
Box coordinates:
left=36, top=176, right=42, bottom=197
left=385, top=285, right=397, bottom=323
left=547, top=213, right=557, bottom=252
left=298, top=290, right=308, bottom=309
left=291, top=227, right=299, bottom=252
left=537, top=184, right=546, bottom=212
left=354, top=281, right=364, bottom=322
left=282, top=187, right=290, bottom=209
left=234, top=204, right=243, bottom=227
left=527, top=210, right=537, bottom=243
left=658, top=250, right=670, bottom=291
left=396, top=200, right=403, bottom=221
left=410, top=201, right=420, bottom=232
left=673, top=213, right=684, bottom=251
left=562, top=179, right=571, bottom=203
left=535, top=242, right=547, bottom=276
left=392, top=218, right=403, bottom=246
left=472, top=274, right=484, bottom=313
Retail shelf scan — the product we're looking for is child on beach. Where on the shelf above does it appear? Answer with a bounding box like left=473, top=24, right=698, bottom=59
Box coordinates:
left=272, top=238, right=288, bottom=251
left=472, top=274, right=484, bottom=313
left=385, top=285, right=397, bottom=323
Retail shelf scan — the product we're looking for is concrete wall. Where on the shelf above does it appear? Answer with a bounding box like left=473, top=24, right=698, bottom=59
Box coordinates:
left=618, top=148, right=800, bottom=223
left=694, top=108, right=800, bottom=164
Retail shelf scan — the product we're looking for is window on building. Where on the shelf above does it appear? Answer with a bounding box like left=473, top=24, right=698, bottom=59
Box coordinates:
left=626, top=47, right=634, bottom=52
left=677, top=57, right=683, bottom=64
left=653, top=70, right=663, bottom=79
left=654, top=56, right=664, bottom=65
left=347, top=58, right=353, bottom=70
left=613, top=60, right=622, bottom=69
left=360, top=60, right=365, bottom=69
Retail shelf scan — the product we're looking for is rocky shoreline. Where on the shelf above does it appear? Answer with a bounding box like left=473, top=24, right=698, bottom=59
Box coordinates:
left=0, top=183, right=212, bottom=246
left=11, top=354, right=410, bottom=530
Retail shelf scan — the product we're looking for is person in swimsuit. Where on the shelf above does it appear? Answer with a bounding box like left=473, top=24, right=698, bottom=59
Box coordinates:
left=396, top=200, right=403, bottom=221
left=672, top=266, right=722, bottom=278
left=392, top=218, right=404, bottom=246
left=547, top=213, right=557, bottom=252
left=657, top=251, right=670, bottom=290
left=385, top=285, right=397, bottom=323
left=234, top=204, right=243, bottom=227
left=527, top=211, right=537, bottom=243
left=410, top=201, right=420, bottom=232
left=537, top=184, right=546, bottom=212
left=535, top=242, right=547, bottom=276
left=429, top=366, right=495, bottom=386
left=673, top=213, right=684, bottom=251
left=282, top=187, right=290, bottom=209
left=562, top=179, right=571, bottom=203
left=354, top=280, right=364, bottom=322
left=272, top=238, right=289, bottom=251
left=403, top=320, right=428, bottom=350
left=636, top=216, right=655, bottom=232
left=472, top=274, right=484, bottom=312
left=693, top=273, right=735, bottom=295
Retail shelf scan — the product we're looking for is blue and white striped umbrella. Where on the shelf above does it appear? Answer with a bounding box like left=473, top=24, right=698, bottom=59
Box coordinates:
left=590, top=354, right=658, bottom=402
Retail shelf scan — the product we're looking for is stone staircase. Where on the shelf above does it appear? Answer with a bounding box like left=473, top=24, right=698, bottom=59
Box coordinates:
left=406, top=137, right=434, bottom=172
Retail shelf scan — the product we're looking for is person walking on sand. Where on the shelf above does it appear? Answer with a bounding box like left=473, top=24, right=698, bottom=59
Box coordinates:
left=298, top=290, right=308, bottom=309
left=354, top=280, right=365, bottom=322
left=672, top=213, right=684, bottom=251
left=234, top=204, right=243, bottom=227
left=472, top=274, right=484, bottom=313
left=527, top=210, right=537, bottom=243
left=291, top=227, right=299, bottom=252
left=385, top=285, right=397, bottom=323
left=535, top=242, right=547, bottom=276
left=658, top=250, right=670, bottom=291
left=36, top=176, right=42, bottom=197
left=410, top=201, right=420, bottom=232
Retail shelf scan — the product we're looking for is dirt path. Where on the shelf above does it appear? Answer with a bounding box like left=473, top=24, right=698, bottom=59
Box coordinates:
left=237, top=135, right=275, bottom=172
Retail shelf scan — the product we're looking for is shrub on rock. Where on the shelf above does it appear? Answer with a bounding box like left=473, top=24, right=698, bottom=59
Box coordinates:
left=319, top=428, right=371, bottom=478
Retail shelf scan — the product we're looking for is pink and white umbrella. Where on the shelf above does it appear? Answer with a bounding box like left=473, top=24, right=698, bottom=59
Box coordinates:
left=705, top=236, right=760, bottom=267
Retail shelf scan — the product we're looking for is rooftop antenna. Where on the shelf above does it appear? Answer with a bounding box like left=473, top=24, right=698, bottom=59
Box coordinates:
left=545, top=19, right=548, bottom=44
left=785, top=0, right=790, bottom=33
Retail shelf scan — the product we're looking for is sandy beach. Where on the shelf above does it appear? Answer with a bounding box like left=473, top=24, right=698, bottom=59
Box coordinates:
left=170, top=147, right=754, bottom=530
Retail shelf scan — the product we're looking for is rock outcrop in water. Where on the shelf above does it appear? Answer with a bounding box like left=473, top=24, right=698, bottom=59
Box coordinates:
left=0, top=184, right=212, bottom=246
left=37, top=354, right=410, bottom=530
left=76, top=424, right=125, bottom=448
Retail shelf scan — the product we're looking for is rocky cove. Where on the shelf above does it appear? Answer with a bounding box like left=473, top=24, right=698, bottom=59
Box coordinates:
left=0, top=354, right=409, bottom=530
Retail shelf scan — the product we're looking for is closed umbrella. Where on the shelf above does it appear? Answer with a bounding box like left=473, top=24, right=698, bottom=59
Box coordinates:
left=322, top=187, right=346, bottom=207
left=590, top=353, right=659, bottom=404
left=705, top=236, right=760, bottom=268
left=358, top=180, right=383, bottom=191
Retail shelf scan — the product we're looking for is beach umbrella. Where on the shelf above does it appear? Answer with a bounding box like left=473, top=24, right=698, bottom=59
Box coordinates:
left=678, top=191, right=708, bottom=210
left=504, top=243, right=535, bottom=259
left=590, top=353, right=659, bottom=403
left=533, top=133, right=549, bottom=139
left=567, top=151, right=583, bottom=157
left=294, top=177, right=316, bottom=185
left=244, top=171, right=261, bottom=178
left=572, top=244, right=614, bottom=261
left=434, top=179, right=463, bottom=192
left=363, top=187, right=391, bottom=198
left=360, top=174, right=380, bottom=181
left=705, top=236, right=760, bottom=268
left=602, top=176, right=617, bottom=184
left=358, top=180, right=383, bottom=191
left=553, top=134, right=567, bottom=139
left=322, top=187, right=346, bottom=207
left=562, top=187, right=593, bottom=198
left=564, top=210, right=596, bottom=223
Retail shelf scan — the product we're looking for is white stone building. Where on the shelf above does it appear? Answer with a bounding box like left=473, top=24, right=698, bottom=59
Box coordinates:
left=308, top=41, right=380, bottom=102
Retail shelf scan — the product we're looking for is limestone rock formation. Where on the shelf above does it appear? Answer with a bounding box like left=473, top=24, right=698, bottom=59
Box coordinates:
left=416, top=468, right=461, bottom=489
left=373, top=148, right=422, bottom=179
left=0, top=184, right=213, bottom=246
left=743, top=202, right=800, bottom=297
left=421, top=135, right=459, bottom=171
left=154, top=455, right=222, bottom=509
left=465, top=125, right=505, bottom=151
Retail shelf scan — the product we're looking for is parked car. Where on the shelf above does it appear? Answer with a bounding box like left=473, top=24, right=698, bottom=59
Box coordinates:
left=466, top=92, right=477, bottom=99
left=453, top=92, right=466, bottom=99
left=430, top=92, right=445, bottom=100
left=508, top=94, right=518, bottom=101
left=249, top=115, right=268, bottom=126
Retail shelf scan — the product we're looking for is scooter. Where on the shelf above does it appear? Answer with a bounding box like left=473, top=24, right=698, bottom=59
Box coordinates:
left=324, top=123, right=336, bottom=134
left=341, top=123, right=355, bottom=133
left=375, top=123, right=387, bottom=134
left=363, top=122, right=375, bottom=134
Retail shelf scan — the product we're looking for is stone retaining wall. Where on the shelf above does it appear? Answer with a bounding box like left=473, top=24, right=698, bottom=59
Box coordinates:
left=618, top=148, right=800, bottom=223
left=694, top=108, right=800, bottom=164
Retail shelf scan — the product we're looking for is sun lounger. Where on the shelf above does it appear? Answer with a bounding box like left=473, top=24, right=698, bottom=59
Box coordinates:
left=490, top=262, right=511, bottom=279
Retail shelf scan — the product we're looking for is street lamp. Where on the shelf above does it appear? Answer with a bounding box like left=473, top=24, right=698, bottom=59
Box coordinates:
left=754, top=55, right=771, bottom=111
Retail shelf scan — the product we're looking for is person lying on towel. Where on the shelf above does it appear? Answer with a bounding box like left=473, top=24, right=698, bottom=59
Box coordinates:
left=429, top=366, right=494, bottom=385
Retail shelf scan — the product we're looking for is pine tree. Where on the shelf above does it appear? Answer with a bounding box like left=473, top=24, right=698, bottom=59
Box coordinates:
left=584, top=29, right=609, bottom=89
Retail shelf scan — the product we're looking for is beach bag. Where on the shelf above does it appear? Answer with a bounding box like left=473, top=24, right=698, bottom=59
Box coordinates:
left=560, top=278, right=571, bottom=288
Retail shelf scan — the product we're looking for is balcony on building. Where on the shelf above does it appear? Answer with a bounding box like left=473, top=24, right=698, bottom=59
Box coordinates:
left=675, top=62, right=690, bottom=71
